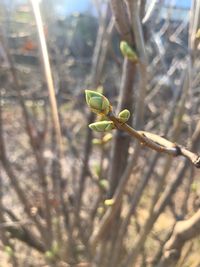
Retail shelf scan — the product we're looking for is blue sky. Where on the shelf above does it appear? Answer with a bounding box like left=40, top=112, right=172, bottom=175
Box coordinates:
left=6, top=0, right=192, bottom=14
left=64, top=0, right=191, bottom=14
left=65, top=0, right=92, bottom=14
left=64, top=0, right=191, bottom=15
left=166, top=0, right=191, bottom=8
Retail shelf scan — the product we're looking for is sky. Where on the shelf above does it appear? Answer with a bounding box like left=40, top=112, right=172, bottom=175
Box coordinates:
left=4, top=0, right=192, bottom=15
left=166, top=0, right=191, bottom=8
left=64, top=0, right=191, bottom=14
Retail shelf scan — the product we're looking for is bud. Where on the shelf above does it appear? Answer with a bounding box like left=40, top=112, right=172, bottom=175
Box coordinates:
left=102, top=133, right=113, bottom=144
left=85, top=90, right=110, bottom=115
left=120, top=41, right=138, bottom=63
left=118, top=109, right=130, bottom=123
left=196, top=28, right=200, bottom=39
left=4, top=246, right=14, bottom=257
left=97, top=206, right=105, bottom=216
left=89, top=121, right=115, bottom=132
left=99, top=179, right=109, bottom=191
left=92, top=138, right=102, bottom=145
left=51, top=241, right=59, bottom=256
left=45, top=250, right=54, bottom=261
left=104, top=198, right=115, bottom=206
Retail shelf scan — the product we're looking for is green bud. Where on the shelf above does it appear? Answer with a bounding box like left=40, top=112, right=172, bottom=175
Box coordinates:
left=104, top=198, right=115, bottom=206
left=85, top=90, right=110, bottom=115
left=89, top=121, right=115, bottom=132
left=45, top=250, right=54, bottom=261
left=196, top=28, right=200, bottom=39
left=120, top=41, right=138, bottom=63
left=99, top=179, right=109, bottom=191
left=51, top=241, right=59, bottom=256
left=191, top=182, right=198, bottom=192
left=92, top=138, right=102, bottom=145
left=97, top=206, right=105, bottom=216
left=118, top=109, right=130, bottom=123
left=102, top=133, right=113, bottom=144
left=4, top=246, right=14, bottom=257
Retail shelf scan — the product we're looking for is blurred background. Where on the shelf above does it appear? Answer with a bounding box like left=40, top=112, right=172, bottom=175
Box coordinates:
left=0, top=0, right=200, bottom=267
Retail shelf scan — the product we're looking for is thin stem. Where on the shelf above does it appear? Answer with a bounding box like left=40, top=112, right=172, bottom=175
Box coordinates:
left=107, top=112, right=200, bottom=168
left=30, top=0, right=63, bottom=153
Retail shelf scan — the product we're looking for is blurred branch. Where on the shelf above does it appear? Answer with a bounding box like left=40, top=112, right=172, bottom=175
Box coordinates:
left=108, top=59, right=136, bottom=197
left=30, top=0, right=63, bottom=152
left=142, top=0, right=160, bottom=25
left=110, top=0, right=133, bottom=44
left=5, top=224, right=46, bottom=253
left=122, top=120, right=200, bottom=267
left=157, top=209, right=200, bottom=267
left=0, top=170, right=19, bottom=266
left=0, top=90, right=46, bottom=239
left=0, top=28, right=52, bottom=246
left=76, top=3, right=110, bottom=216
left=2, top=208, right=45, bottom=253
left=114, top=67, right=188, bottom=254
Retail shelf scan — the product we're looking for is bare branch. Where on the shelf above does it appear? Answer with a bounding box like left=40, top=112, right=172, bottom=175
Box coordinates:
left=157, top=209, right=200, bottom=267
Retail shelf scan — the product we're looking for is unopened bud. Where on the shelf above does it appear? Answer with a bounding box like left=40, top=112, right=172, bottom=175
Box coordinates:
left=118, top=109, right=130, bottom=123
left=120, top=41, right=138, bottom=63
left=85, top=90, right=110, bottom=115
left=89, top=121, right=115, bottom=132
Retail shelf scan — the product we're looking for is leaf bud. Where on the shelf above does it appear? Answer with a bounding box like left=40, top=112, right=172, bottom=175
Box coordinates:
left=85, top=90, right=110, bottom=115
left=118, top=109, right=130, bottom=123
left=120, top=41, right=138, bottom=63
left=89, top=121, right=115, bottom=132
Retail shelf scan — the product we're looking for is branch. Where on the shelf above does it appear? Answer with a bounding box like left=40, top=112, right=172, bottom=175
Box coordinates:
left=157, top=209, right=200, bottom=267
left=110, top=0, right=133, bottom=44
left=108, top=112, right=200, bottom=168
left=85, top=90, right=200, bottom=168
left=5, top=224, right=46, bottom=253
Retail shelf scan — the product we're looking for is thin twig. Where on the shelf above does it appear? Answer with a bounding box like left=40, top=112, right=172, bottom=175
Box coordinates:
left=108, top=112, right=200, bottom=168
left=30, top=0, right=63, bottom=152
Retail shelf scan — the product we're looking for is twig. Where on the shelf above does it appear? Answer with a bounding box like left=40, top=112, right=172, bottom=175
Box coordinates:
left=108, top=112, right=200, bottom=168
left=108, top=59, right=136, bottom=197
left=30, top=0, right=63, bottom=151
left=0, top=169, right=19, bottom=266
left=76, top=2, right=110, bottom=215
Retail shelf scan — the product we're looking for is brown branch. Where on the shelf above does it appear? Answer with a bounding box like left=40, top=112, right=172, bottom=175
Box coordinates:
left=5, top=224, right=46, bottom=253
left=157, top=209, right=200, bottom=267
left=2, top=208, right=46, bottom=253
left=108, top=59, right=136, bottom=197
left=121, top=121, right=200, bottom=267
left=108, top=112, right=200, bottom=168
left=110, top=0, right=133, bottom=44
